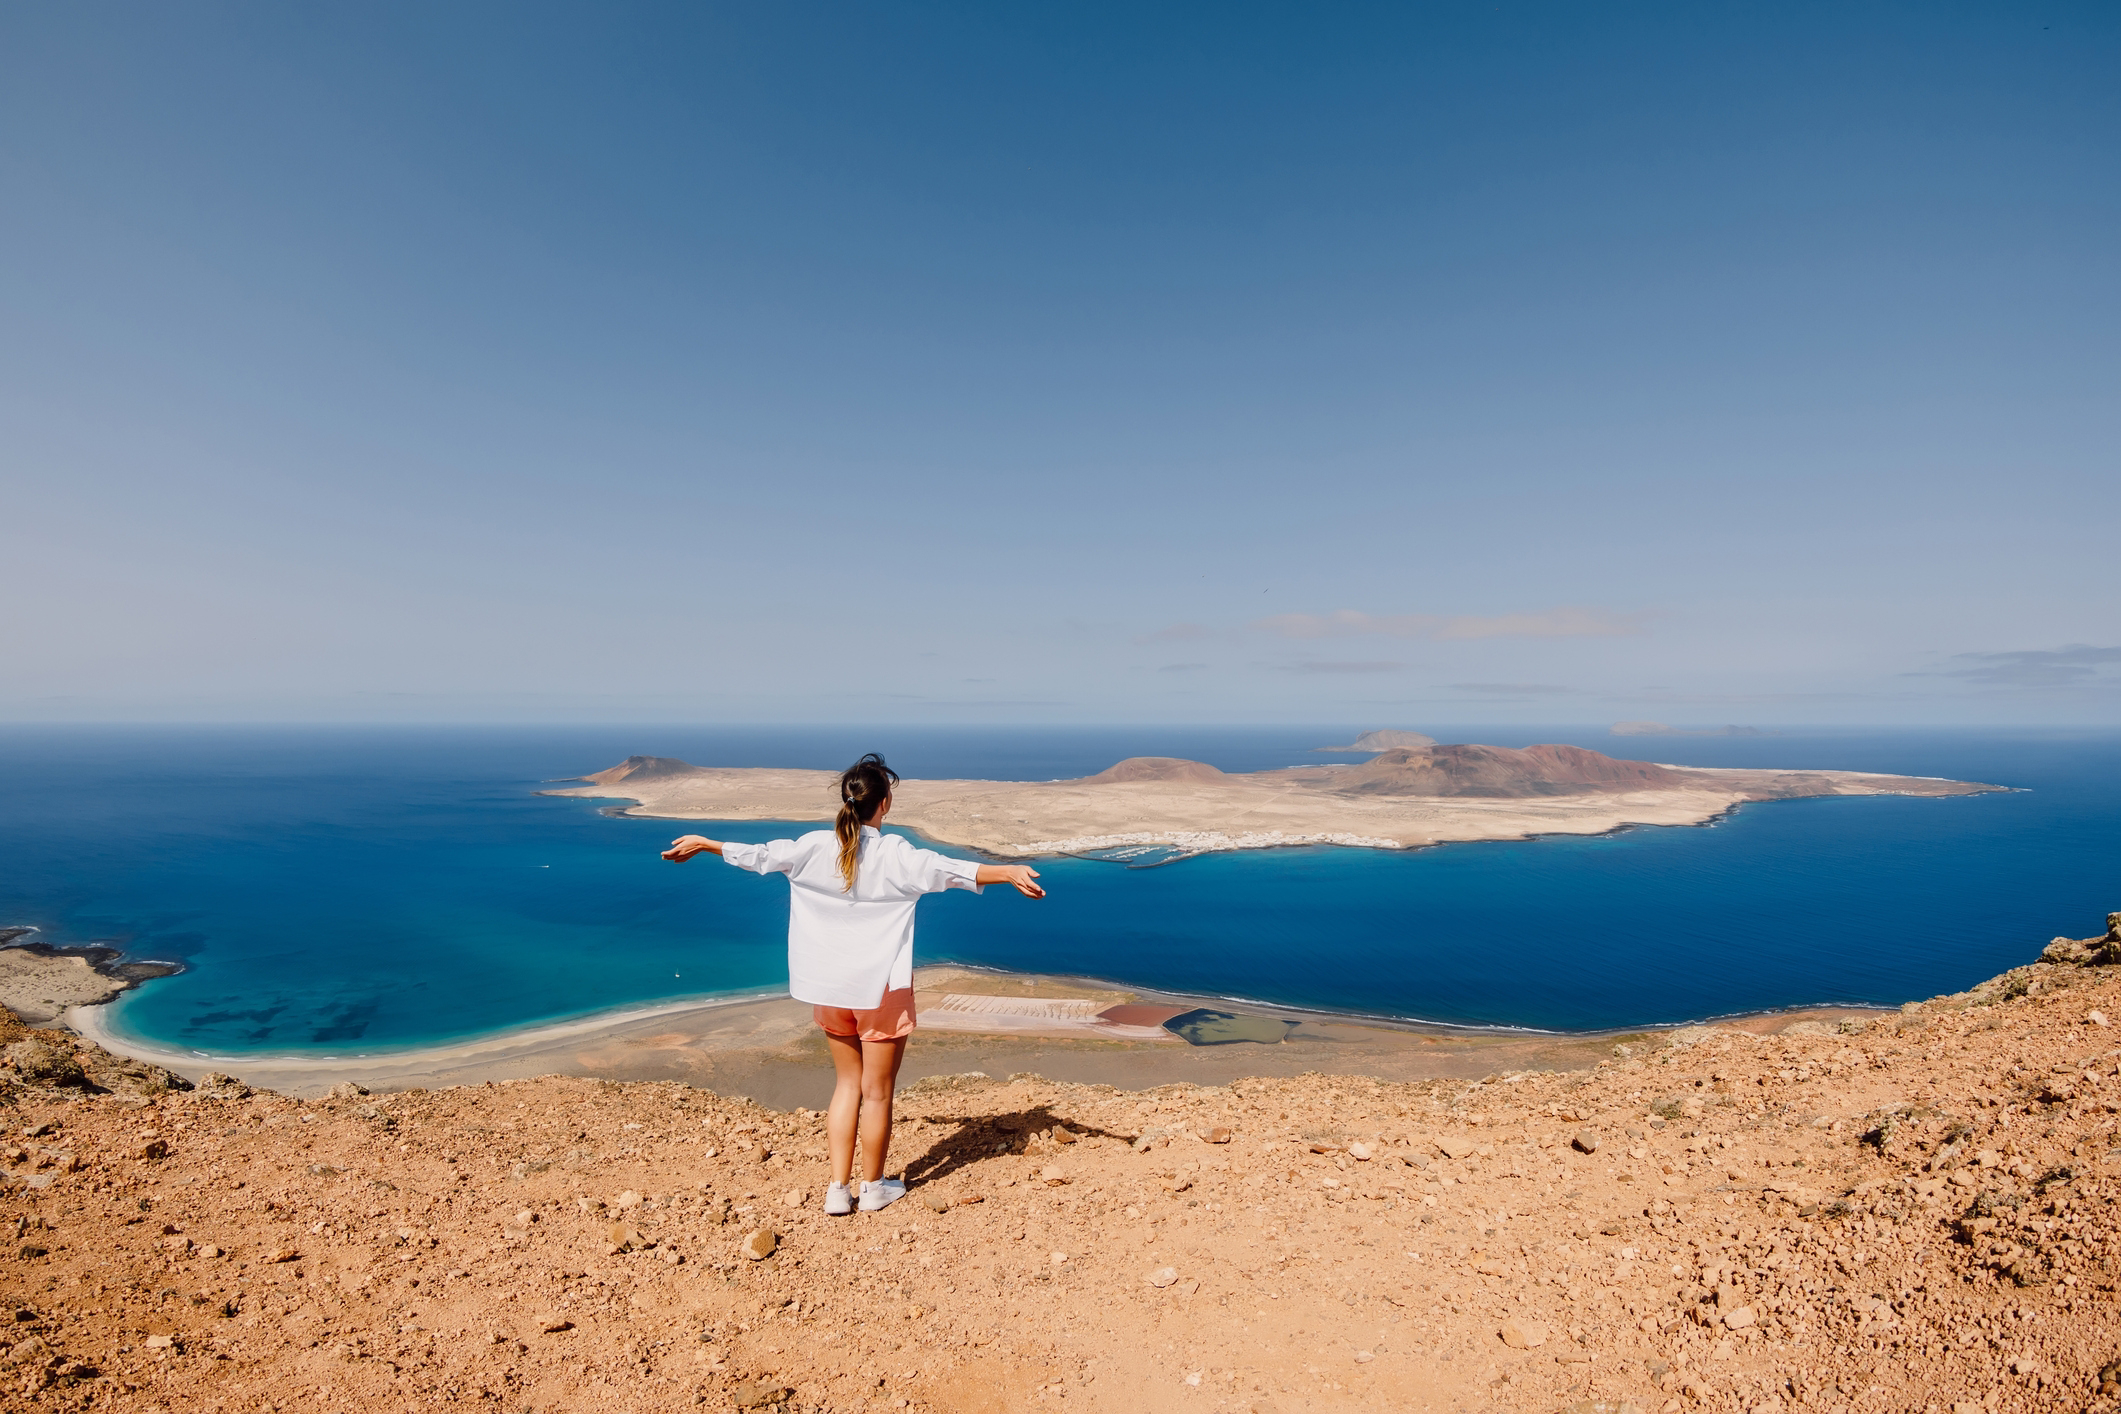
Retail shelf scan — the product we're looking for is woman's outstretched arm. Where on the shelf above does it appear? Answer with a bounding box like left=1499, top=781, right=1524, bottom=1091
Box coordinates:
left=662, top=835, right=723, bottom=861
left=975, top=864, right=1045, bottom=898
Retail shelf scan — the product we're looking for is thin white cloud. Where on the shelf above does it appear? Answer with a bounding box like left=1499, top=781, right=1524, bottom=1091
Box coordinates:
left=1135, top=622, right=1213, bottom=644
left=1448, top=682, right=1575, bottom=695
left=1253, top=606, right=1642, bottom=640
left=1916, top=644, right=2121, bottom=690
left=1272, top=660, right=1408, bottom=674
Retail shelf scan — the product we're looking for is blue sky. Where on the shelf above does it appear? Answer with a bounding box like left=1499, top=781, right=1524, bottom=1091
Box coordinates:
left=2, top=2, right=2115, bottom=725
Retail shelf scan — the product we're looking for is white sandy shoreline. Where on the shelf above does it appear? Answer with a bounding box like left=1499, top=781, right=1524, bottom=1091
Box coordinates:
left=66, top=986, right=791, bottom=1076
left=61, top=956, right=1895, bottom=1093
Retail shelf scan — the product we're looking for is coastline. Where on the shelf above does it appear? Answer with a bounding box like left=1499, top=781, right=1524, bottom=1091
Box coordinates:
left=545, top=750, right=2003, bottom=861
left=11, top=912, right=2120, bottom=1414
left=58, top=957, right=1893, bottom=1102
left=0, top=926, right=182, bottom=1024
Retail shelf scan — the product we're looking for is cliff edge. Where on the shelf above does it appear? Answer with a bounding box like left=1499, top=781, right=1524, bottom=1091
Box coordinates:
left=6, top=915, right=2121, bottom=1412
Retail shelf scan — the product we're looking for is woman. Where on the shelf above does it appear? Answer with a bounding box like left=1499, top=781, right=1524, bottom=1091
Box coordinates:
left=661, top=753, right=1045, bottom=1214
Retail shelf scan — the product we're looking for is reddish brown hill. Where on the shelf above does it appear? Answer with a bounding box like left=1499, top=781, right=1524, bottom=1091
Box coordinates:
left=1079, top=756, right=1229, bottom=785
left=1332, top=742, right=1686, bottom=797
left=577, top=755, right=702, bottom=786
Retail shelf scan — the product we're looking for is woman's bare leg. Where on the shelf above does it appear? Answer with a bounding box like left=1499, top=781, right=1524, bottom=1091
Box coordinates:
left=824, top=1031, right=864, bottom=1187
left=858, top=1036, right=909, bottom=1183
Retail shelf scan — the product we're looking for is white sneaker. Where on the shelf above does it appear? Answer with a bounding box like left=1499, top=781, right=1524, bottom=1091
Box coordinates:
left=858, top=1177, right=906, bottom=1212
left=823, top=1182, right=854, bottom=1217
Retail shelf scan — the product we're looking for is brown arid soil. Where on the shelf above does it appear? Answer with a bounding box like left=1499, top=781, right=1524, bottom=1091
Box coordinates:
left=7, top=917, right=2121, bottom=1414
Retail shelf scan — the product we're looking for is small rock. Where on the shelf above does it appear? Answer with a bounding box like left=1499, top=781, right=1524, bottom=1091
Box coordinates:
left=1354, top=1350, right=1374, bottom=1363
left=1051, top=1251, right=1068, bottom=1264
left=1349, top=1142, right=1372, bottom=1162
left=1472, top=1257, right=1508, bottom=1277
left=1499, top=1318, right=1548, bottom=1349
left=265, top=1247, right=299, bottom=1264
left=782, top=1188, right=805, bottom=1208
left=513, top=1209, right=536, bottom=1226
left=1721, top=1305, right=1756, bottom=1330
left=143, top=1334, right=174, bottom=1350
left=537, top=1316, right=573, bottom=1333
left=2010, top=1356, right=2040, bottom=1376
left=325, top=1081, right=368, bottom=1100
left=1146, top=1266, right=1179, bottom=1288
left=731, top=1382, right=792, bottom=1410
left=137, top=1137, right=171, bottom=1161
left=1052, top=1127, right=1078, bottom=1145
left=2092, top=1010, right=2111, bottom=1027
left=1206, top=1126, right=1232, bottom=1144
left=921, top=1192, right=951, bottom=1213
left=1572, top=1132, right=1600, bottom=1155
left=1437, top=1137, right=1477, bottom=1159
left=614, top=1189, right=643, bottom=1210
left=741, top=1229, right=778, bottom=1262
left=1041, top=1166, right=1069, bottom=1186
left=197, top=1244, right=221, bottom=1259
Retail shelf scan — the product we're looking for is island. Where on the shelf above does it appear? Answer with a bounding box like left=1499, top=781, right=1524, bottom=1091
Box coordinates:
left=543, top=741, right=2002, bottom=859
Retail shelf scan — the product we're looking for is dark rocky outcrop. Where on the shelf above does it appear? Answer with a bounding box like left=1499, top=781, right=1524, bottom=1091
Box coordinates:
left=2041, top=913, right=2121, bottom=968
left=1331, top=743, right=1687, bottom=798
left=0, top=1015, right=192, bottom=1100
left=1314, top=728, right=1438, bottom=754
left=6, top=1035, right=87, bottom=1088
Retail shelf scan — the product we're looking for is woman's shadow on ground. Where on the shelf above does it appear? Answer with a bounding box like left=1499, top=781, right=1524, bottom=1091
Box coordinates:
left=899, top=1106, right=1136, bottom=1189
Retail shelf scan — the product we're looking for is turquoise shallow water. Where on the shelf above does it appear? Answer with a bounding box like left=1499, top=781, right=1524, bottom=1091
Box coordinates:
left=0, top=725, right=2114, bottom=1053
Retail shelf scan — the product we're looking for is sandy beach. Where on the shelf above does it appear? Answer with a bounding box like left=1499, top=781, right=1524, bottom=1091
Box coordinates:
left=63, top=959, right=1889, bottom=1106
left=0, top=929, right=180, bottom=1024
left=5, top=913, right=2119, bottom=1414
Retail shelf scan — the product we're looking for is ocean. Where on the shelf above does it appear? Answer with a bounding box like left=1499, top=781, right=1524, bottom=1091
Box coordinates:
left=1, top=724, right=2114, bottom=1055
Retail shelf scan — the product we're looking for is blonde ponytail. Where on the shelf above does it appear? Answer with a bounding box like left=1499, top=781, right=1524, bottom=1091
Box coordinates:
left=833, top=753, right=899, bottom=891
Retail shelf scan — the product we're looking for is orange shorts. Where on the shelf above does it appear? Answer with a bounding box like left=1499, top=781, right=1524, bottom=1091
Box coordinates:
left=813, top=987, right=917, bottom=1041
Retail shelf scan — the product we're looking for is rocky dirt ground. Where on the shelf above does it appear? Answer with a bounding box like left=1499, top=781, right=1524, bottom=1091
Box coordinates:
left=6, top=917, right=2121, bottom=1414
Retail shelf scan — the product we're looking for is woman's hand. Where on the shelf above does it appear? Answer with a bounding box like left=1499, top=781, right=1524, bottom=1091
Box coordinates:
left=976, top=863, right=1046, bottom=898
left=662, top=835, right=722, bottom=862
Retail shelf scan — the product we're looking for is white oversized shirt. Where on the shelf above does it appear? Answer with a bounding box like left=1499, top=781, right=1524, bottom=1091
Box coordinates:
left=721, top=826, right=983, bottom=1008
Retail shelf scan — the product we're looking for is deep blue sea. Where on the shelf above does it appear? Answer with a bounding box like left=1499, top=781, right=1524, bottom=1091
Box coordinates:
left=0, top=725, right=2114, bottom=1055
